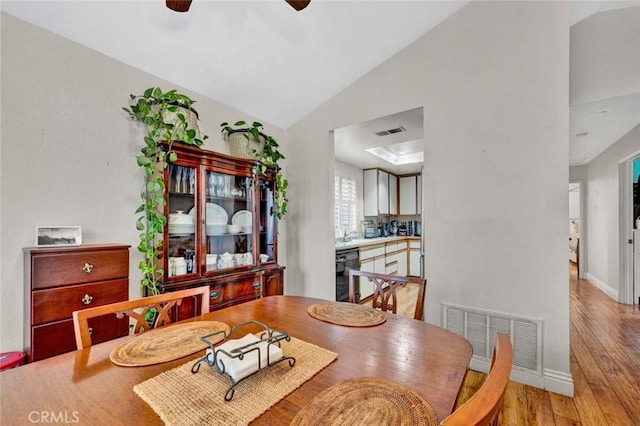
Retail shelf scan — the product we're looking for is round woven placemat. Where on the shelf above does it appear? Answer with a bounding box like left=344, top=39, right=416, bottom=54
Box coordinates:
left=110, top=321, right=230, bottom=367
left=307, top=302, right=386, bottom=327
left=291, top=377, right=439, bottom=426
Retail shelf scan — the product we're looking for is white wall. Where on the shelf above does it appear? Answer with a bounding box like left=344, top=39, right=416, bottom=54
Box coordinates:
left=584, top=124, right=640, bottom=297
left=570, top=6, right=640, bottom=105
left=285, top=1, right=572, bottom=395
left=0, top=13, right=286, bottom=352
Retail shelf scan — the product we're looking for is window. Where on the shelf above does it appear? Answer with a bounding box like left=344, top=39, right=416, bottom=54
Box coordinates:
left=335, top=174, right=357, bottom=238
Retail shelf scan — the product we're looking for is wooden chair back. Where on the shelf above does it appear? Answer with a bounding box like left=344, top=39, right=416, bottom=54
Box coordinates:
left=441, top=333, right=513, bottom=426
left=348, top=269, right=426, bottom=320
left=72, top=286, right=210, bottom=350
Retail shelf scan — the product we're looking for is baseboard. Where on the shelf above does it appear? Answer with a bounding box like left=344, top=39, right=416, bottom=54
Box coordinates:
left=469, top=360, right=574, bottom=397
left=585, top=272, right=619, bottom=301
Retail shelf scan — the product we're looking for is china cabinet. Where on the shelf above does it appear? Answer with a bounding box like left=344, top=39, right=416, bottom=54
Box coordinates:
left=158, top=143, right=284, bottom=309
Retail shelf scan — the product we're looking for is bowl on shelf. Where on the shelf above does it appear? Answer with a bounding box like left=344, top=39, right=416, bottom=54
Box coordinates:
left=169, top=211, right=194, bottom=225
left=227, top=224, right=241, bottom=234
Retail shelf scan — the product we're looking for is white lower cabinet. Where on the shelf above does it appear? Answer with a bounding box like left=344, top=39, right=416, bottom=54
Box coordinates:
left=409, top=240, right=421, bottom=276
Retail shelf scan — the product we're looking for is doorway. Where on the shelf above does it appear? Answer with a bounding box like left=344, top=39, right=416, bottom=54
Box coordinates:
left=569, top=182, right=581, bottom=276
left=619, top=153, right=640, bottom=305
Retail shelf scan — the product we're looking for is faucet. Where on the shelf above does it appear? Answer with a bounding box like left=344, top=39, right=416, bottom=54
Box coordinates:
left=341, top=229, right=356, bottom=242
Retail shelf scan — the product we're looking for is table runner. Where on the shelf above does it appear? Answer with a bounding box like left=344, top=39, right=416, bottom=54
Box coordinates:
left=133, top=336, right=337, bottom=425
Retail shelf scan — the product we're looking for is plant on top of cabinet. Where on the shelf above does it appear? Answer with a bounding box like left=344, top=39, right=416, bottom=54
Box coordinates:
left=220, top=120, right=288, bottom=219
left=123, top=87, right=209, bottom=294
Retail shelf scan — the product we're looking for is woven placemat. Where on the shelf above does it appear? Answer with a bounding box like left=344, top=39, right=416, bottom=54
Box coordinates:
left=133, top=336, right=338, bottom=425
left=307, top=302, right=387, bottom=327
left=110, top=321, right=230, bottom=367
left=291, top=377, right=439, bottom=426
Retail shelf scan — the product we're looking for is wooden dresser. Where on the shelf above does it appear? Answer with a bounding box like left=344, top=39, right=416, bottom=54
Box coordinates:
left=23, top=244, right=130, bottom=362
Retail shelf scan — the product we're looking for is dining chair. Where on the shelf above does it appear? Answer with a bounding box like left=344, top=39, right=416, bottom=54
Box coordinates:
left=348, top=270, right=426, bottom=320
left=72, top=286, right=210, bottom=350
left=441, top=332, right=513, bottom=426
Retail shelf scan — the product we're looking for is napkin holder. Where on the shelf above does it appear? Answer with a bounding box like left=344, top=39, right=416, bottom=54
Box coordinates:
left=191, top=320, right=296, bottom=401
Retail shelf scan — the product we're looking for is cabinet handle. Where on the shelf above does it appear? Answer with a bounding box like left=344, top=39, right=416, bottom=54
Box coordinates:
left=81, top=294, right=93, bottom=305
left=88, top=327, right=93, bottom=336
left=252, top=282, right=261, bottom=290
left=210, top=290, right=220, bottom=300
left=82, top=262, right=94, bottom=273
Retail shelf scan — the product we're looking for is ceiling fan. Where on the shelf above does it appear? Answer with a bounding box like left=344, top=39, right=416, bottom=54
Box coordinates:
left=165, top=0, right=311, bottom=13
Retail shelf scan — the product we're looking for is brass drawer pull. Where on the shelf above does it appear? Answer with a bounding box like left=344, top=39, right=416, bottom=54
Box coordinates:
left=82, top=262, right=94, bottom=273
left=81, top=294, right=93, bottom=305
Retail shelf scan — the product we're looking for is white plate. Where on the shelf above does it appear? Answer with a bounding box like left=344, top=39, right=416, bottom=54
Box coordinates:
left=231, top=210, right=252, bottom=227
left=190, top=203, right=228, bottom=225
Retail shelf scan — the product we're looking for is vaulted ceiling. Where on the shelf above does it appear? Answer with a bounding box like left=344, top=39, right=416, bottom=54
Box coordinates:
left=2, top=1, right=638, bottom=170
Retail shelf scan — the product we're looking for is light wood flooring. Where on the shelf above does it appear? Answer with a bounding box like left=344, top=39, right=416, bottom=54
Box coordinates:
left=453, top=263, right=640, bottom=425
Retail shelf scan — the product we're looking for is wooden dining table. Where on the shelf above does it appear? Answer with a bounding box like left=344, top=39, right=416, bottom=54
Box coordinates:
left=0, top=296, right=472, bottom=425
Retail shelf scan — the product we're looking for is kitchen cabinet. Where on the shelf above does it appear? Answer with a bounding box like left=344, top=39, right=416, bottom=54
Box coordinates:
left=409, top=240, right=421, bottom=276
left=364, top=168, right=398, bottom=216
left=24, top=244, right=130, bottom=362
left=399, top=174, right=421, bottom=215
left=159, top=143, right=284, bottom=309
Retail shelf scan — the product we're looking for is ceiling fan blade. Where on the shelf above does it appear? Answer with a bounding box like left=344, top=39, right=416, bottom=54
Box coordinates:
left=285, top=0, right=311, bottom=11
left=166, top=0, right=192, bottom=12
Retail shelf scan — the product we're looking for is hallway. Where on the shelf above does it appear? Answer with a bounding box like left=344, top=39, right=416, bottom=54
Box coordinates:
left=455, top=264, right=640, bottom=424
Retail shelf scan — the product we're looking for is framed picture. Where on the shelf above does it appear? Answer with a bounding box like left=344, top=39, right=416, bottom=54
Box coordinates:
left=35, top=226, right=82, bottom=247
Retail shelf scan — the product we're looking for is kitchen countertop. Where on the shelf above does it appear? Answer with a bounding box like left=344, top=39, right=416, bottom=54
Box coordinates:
left=335, top=235, right=420, bottom=250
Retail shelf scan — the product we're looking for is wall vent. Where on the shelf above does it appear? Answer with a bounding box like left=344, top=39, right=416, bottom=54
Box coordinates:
left=374, top=126, right=406, bottom=137
left=443, top=303, right=543, bottom=376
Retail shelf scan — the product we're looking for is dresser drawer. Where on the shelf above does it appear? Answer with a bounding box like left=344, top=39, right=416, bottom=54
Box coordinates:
left=32, top=278, right=129, bottom=325
left=31, top=316, right=128, bottom=361
left=31, top=247, right=129, bottom=289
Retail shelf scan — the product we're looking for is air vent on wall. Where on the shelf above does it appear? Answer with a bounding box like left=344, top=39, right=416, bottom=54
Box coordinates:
left=374, top=126, right=406, bottom=137
left=443, top=303, right=543, bottom=376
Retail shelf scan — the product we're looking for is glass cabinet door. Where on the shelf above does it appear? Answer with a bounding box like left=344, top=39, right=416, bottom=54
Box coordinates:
left=258, top=178, right=276, bottom=263
left=167, top=164, right=197, bottom=277
left=205, top=170, right=253, bottom=271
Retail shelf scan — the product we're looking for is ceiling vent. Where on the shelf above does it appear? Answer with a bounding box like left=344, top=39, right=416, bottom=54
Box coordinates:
left=374, top=126, right=406, bottom=137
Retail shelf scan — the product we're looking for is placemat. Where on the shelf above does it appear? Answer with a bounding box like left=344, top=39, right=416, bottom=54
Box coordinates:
left=110, top=321, right=230, bottom=367
left=290, top=377, right=439, bottom=426
left=307, top=302, right=387, bottom=327
left=133, top=336, right=338, bottom=426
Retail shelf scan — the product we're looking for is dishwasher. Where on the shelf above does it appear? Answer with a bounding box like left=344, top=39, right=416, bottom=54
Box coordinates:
left=335, top=248, right=360, bottom=303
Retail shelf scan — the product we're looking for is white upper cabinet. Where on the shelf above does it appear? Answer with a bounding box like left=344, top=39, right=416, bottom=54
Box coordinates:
left=378, top=170, right=389, bottom=215
left=399, top=175, right=421, bottom=215
left=363, top=169, right=379, bottom=216
left=389, top=174, right=398, bottom=215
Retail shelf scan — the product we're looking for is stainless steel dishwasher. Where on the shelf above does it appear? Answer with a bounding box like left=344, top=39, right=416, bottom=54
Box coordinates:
left=335, top=248, right=360, bottom=302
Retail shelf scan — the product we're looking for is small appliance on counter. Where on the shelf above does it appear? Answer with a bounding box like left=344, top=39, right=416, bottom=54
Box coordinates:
left=362, top=220, right=379, bottom=238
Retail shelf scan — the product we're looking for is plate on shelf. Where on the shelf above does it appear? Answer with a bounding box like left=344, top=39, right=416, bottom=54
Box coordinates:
left=231, top=210, right=252, bottom=227
left=190, top=203, right=228, bottom=225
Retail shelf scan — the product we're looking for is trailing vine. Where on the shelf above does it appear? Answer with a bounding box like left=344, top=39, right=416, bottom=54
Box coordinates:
left=123, top=87, right=208, bottom=294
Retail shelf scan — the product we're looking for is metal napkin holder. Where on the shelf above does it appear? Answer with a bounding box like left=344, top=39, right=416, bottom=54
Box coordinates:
left=191, top=320, right=296, bottom=401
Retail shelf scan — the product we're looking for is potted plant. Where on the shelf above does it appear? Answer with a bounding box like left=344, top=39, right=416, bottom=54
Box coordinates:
left=123, top=87, right=208, bottom=294
left=220, top=121, right=288, bottom=220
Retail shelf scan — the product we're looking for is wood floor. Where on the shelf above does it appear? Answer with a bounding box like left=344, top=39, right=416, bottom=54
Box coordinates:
left=454, top=263, right=640, bottom=425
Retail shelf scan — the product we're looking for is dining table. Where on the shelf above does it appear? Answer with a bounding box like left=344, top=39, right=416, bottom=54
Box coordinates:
left=0, top=295, right=472, bottom=425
